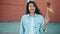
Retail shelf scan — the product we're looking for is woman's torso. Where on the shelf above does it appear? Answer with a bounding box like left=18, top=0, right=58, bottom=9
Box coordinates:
left=21, top=14, right=45, bottom=34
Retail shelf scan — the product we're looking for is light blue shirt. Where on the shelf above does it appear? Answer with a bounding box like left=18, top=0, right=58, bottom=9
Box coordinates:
left=29, top=17, right=35, bottom=34
left=20, top=13, right=45, bottom=34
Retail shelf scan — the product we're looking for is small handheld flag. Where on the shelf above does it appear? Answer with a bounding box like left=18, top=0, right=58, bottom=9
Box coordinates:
left=47, top=2, right=53, bottom=13
left=45, top=2, right=53, bottom=20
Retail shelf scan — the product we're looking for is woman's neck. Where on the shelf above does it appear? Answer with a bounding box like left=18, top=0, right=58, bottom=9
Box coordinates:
left=30, top=13, right=35, bottom=17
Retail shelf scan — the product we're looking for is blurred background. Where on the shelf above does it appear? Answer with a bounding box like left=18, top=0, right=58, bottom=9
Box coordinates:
left=0, top=0, right=60, bottom=34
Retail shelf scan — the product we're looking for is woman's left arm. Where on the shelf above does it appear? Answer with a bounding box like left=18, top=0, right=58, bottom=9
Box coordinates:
left=42, top=15, right=50, bottom=32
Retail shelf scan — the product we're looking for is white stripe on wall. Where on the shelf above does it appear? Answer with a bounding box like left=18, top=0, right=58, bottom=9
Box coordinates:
left=27, top=0, right=34, bottom=2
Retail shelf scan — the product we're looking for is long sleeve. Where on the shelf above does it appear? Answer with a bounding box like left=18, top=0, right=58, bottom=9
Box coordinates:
left=20, top=16, right=25, bottom=34
left=39, top=15, right=46, bottom=33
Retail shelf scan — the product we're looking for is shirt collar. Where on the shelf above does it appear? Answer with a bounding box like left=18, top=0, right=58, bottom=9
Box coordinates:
left=27, top=13, right=37, bottom=17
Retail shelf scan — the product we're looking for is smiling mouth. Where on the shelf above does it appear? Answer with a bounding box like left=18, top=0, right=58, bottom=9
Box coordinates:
left=30, top=9, right=35, bottom=11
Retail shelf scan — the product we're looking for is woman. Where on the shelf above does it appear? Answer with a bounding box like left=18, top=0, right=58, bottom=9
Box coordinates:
left=20, top=1, right=49, bottom=34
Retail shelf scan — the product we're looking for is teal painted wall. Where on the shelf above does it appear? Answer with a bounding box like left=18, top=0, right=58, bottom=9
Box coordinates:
left=0, top=22, right=60, bottom=34
left=0, top=22, right=20, bottom=33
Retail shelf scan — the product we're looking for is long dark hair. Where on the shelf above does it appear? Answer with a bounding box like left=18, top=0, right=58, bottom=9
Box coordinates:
left=26, top=1, right=42, bottom=15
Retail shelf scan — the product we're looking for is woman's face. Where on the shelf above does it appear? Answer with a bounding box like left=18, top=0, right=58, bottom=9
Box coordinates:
left=29, top=3, right=36, bottom=13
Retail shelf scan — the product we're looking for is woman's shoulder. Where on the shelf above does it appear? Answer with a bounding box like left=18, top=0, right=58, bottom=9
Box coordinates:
left=22, top=14, right=29, bottom=18
left=36, top=14, right=44, bottom=19
left=36, top=14, right=43, bottom=17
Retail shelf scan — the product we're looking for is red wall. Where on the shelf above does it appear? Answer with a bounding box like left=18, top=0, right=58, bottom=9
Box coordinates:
left=35, top=0, right=60, bottom=22
left=47, top=0, right=60, bottom=22
left=0, top=0, right=60, bottom=22
left=0, top=0, right=27, bottom=22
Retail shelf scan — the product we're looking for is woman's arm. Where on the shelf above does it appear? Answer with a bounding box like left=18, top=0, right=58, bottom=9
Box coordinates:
left=42, top=15, right=50, bottom=32
left=20, top=21, right=24, bottom=34
left=20, top=16, right=25, bottom=34
left=42, top=23, right=47, bottom=32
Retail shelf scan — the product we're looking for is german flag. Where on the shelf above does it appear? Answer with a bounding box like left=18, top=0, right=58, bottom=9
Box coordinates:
left=47, top=2, right=53, bottom=13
